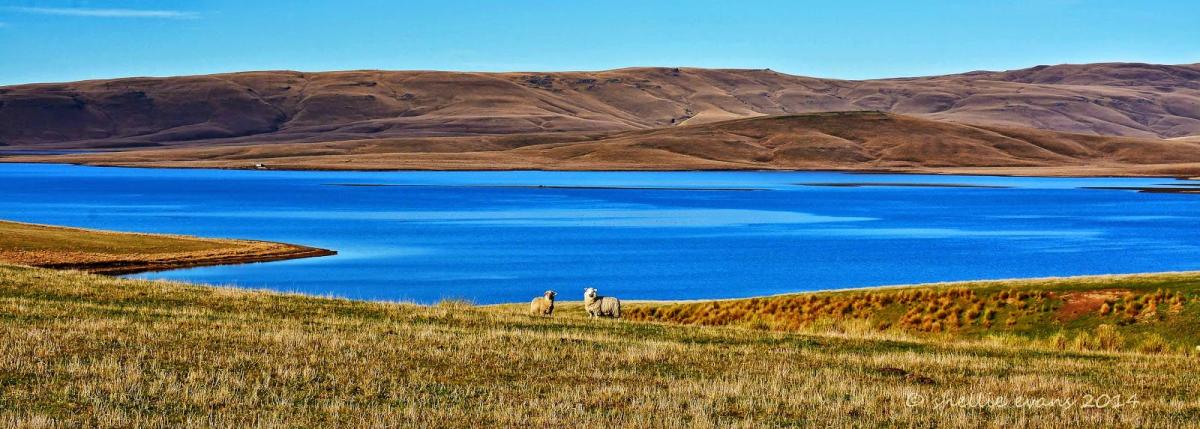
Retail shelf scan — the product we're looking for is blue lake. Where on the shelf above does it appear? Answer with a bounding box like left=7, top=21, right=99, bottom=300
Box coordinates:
left=1, top=163, right=1198, bottom=304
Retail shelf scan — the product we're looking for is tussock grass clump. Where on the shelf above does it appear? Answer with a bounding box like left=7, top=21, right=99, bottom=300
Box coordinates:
left=1048, top=331, right=1069, bottom=350
left=1139, top=334, right=1169, bottom=354
left=437, top=298, right=476, bottom=309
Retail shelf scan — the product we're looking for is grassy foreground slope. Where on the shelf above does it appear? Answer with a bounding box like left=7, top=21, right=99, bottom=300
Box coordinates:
left=0, top=220, right=334, bottom=274
left=627, top=273, right=1200, bottom=354
left=2, top=266, right=1199, bottom=428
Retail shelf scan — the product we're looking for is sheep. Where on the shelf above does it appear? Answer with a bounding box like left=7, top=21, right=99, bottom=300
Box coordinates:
left=583, top=287, right=621, bottom=318
left=529, top=290, right=557, bottom=317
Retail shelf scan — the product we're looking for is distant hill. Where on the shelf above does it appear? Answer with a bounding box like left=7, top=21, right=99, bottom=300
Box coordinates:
left=2, top=62, right=1199, bottom=149
left=532, top=111, right=1200, bottom=169
left=17, top=112, right=1200, bottom=175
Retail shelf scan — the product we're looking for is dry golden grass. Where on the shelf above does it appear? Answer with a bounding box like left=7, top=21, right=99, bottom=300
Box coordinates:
left=623, top=273, right=1200, bottom=355
left=2, top=266, right=1199, bottom=428
left=0, top=220, right=334, bottom=274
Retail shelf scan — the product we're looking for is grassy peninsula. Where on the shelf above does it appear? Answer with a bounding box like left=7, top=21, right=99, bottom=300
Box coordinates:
left=0, top=220, right=334, bottom=274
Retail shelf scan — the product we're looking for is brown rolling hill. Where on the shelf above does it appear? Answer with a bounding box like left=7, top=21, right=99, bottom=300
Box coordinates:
left=2, top=62, right=1199, bottom=150
left=16, top=112, right=1200, bottom=177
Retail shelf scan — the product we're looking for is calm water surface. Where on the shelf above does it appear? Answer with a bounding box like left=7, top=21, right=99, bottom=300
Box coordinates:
left=2, top=163, right=1198, bottom=304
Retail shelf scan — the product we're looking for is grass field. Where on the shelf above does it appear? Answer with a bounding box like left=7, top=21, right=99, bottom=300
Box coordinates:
left=2, top=265, right=1199, bottom=428
left=0, top=220, right=334, bottom=274
left=623, top=273, right=1200, bottom=355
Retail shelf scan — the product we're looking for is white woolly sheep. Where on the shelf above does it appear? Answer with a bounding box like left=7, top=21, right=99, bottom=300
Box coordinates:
left=530, top=290, right=557, bottom=316
left=583, top=287, right=621, bottom=318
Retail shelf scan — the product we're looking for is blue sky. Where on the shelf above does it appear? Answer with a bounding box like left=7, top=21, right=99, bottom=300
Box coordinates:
left=0, top=0, right=1196, bottom=85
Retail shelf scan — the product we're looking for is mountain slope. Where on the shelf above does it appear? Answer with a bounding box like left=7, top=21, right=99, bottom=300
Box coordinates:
left=2, top=63, right=1199, bottom=149
left=520, top=111, right=1200, bottom=169
left=16, top=112, right=1200, bottom=175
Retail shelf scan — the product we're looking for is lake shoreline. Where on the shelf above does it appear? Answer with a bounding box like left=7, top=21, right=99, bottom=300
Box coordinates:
left=2, top=159, right=1199, bottom=181
left=79, top=243, right=337, bottom=275
left=485, top=270, right=1200, bottom=306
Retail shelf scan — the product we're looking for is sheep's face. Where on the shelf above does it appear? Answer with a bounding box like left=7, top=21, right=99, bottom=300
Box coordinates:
left=584, top=288, right=597, bottom=299
left=545, top=290, right=556, bottom=299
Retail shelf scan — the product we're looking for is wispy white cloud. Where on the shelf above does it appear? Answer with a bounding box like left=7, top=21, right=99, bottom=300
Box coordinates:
left=8, top=7, right=199, bottom=19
